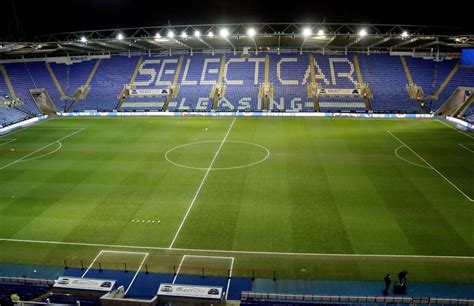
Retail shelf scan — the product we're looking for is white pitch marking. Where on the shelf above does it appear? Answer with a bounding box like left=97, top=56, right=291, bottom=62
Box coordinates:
left=436, top=119, right=474, bottom=140
left=0, top=139, right=16, bottom=147
left=0, top=128, right=83, bottom=170
left=172, top=255, right=187, bottom=284
left=165, top=140, right=270, bottom=171
left=168, top=117, right=236, bottom=248
left=394, top=145, right=431, bottom=169
left=1, top=238, right=473, bottom=260
left=81, top=250, right=104, bottom=277
left=459, top=143, right=474, bottom=153
left=171, top=254, right=235, bottom=300
left=388, top=130, right=473, bottom=202
left=19, top=141, right=62, bottom=163
left=123, top=252, right=149, bottom=296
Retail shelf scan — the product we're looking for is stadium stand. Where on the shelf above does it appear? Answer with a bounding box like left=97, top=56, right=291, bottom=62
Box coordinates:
left=73, top=56, right=138, bottom=112
left=269, top=54, right=312, bottom=111
left=0, top=106, right=29, bottom=127
left=357, top=54, right=420, bottom=113
left=169, top=54, right=221, bottom=111
left=1, top=53, right=474, bottom=127
left=0, top=278, right=52, bottom=306
left=218, top=54, right=264, bottom=111
left=3, top=63, right=41, bottom=115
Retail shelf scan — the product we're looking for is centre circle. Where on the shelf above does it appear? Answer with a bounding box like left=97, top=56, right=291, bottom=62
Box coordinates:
left=165, top=140, right=270, bottom=170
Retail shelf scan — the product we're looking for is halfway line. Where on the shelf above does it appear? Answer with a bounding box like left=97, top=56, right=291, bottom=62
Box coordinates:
left=168, top=117, right=237, bottom=248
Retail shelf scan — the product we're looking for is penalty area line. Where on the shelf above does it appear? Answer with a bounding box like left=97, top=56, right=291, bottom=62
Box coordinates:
left=0, top=128, right=83, bottom=170
left=0, top=238, right=473, bottom=260
left=387, top=130, right=473, bottom=202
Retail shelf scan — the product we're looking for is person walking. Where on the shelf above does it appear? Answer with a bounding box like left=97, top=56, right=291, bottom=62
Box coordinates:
left=383, top=273, right=392, bottom=295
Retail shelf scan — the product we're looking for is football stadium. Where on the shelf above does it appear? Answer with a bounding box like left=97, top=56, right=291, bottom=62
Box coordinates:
left=0, top=2, right=473, bottom=305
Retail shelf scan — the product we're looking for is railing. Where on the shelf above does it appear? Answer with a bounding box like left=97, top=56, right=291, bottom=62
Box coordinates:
left=241, top=292, right=474, bottom=305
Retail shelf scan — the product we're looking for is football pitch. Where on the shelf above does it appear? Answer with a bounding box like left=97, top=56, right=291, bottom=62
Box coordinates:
left=0, top=116, right=473, bottom=284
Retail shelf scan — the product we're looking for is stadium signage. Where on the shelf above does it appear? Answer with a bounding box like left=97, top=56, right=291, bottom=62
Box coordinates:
left=129, top=88, right=169, bottom=96
left=133, top=57, right=359, bottom=87
left=54, top=277, right=116, bottom=292
left=157, top=284, right=223, bottom=300
left=318, top=88, right=360, bottom=95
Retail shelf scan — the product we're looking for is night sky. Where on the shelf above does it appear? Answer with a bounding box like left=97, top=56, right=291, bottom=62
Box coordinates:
left=1, top=0, right=472, bottom=41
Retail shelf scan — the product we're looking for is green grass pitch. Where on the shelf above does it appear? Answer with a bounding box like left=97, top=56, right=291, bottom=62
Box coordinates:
left=0, top=116, right=473, bottom=283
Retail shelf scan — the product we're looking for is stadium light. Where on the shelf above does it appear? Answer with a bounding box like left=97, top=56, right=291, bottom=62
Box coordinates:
left=247, top=28, right=256, bottom=38
left=155, top=33, right=161, bottom=39
left=181, top=32, right=188, bottom=38
left=358, top=29, right=368, bottom=37
left=80, top=36, right=87, bottom=43
left=302, top=28, right=312, bottom=37
left=220, top=28, right=229, bottom=38
left=167, top=31, right=175, bottom=38
left=401, top=31, right=409, bottom=38
left=208, top=31, right=214, bottom=37
left=194, top=30, right=201, bottom=37
left=317, top=29, right=325, bottom=37
left=116, top=33, right=124, bottom=40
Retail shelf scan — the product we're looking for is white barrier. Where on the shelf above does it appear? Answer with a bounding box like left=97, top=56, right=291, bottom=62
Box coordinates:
left=0, top=115, right=48, bottom=135
left=446, top=116, right=474, bottom=131
left=57, top=111, right=434, bottom=119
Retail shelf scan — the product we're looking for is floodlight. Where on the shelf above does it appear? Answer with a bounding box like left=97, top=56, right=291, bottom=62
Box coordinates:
left=155, top=33, right=161, bottom=39
left=303, top=28, right=312, bottom=37
left=194, top=30, right=201, bottom=37
left=317, top=29, right=325, bottom=36
left=116, top=33, right=124, bottom=40
left=181, top=32, right=187, bottom=38
left=80, top=36, right=87, bottom=43
left=220, top=28, right=229, bottom=38
left=167, top=31, right=175, bottom=38
left=247, top=28, right=256, bottom=37
left=401, top=31, right=409, bottom=38
left=359, top=29, right=368, bottom=37
left=208, top=31, right=214, bottom=37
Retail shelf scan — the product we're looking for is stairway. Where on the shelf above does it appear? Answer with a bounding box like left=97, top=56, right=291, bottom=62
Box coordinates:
left=115, top=57, right=143, bottom=110
left=308, top=54, right=319, bottom=112
left=82, top=59, right=102, bottom=98
left=163, top=57, right=184, bottom=111
left=353, top=55, right=372, bottom=111
left=400, top=56, right=414, bottom=86
left=263, top=54, right=270, bottom=110
left=0, top=64, right=18, bottom=100
left=45, top=62, right=66, bottom=99
left=455, top=93, right=474, bottom=117
left=433, top=62, right=460, bottom=99
left=211, top=55, right=227, bottom=110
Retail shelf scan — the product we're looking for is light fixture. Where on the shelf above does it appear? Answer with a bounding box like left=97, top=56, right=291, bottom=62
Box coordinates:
left=317, top=29, right=325, bottom=36
left=303, top=28, right=312, bottom=37
left=401, top=31, right=409, bottom=38
left=194, top=30, right=201, bottom=37
left=359, top=29, right=368, bottom=37
left=247, top=28, right=256, bottom=38
left=80, top=36, right=87, bottom=43
left=116, top=33, right=124, bottom=40
left=208, top=31, right=214, bottom=37
left=220, top=28, right=229, bottom=38
left=167, top=31, right=174, bottom=38
left=181, top=32, right=187, bottom=38
left=155, top=33, right=161, bottom=39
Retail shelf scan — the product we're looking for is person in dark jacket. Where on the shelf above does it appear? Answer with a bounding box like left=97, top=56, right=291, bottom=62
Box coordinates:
left=398, top=270, right=408, bottom=285
left=383, top=274, right=392, bottom=295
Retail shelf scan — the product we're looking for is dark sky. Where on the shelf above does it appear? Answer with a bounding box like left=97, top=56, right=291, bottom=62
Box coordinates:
left=2, top=0, right=472, bottom=41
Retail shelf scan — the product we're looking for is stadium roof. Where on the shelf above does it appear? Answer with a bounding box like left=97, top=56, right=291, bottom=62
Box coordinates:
left=1, top=23, right=473, bottom=58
